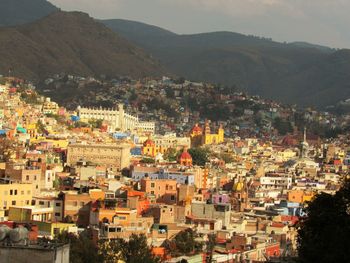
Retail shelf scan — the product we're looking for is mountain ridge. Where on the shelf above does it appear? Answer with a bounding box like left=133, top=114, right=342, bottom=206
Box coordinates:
left=0, top=0, right=58, bottom=26
left=101, top=19, right=350, bottom=108
left=0, top=11, right=165, bottom=81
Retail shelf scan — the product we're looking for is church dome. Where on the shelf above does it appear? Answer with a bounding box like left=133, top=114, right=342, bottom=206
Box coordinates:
left=180, top=150, right=192, bottom=160
left=233, top=181, right=244, bottom=191
left=179, top=148, right=193, bottom=166
left=143, top=138, right=155, bottom=147
left=191, top=123, right=202, bottom=134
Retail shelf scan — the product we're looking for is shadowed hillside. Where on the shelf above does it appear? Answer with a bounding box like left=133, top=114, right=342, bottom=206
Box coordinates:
left=103, top=19, right=350, bottom=108
left=0, top=11, right=165, bottom=81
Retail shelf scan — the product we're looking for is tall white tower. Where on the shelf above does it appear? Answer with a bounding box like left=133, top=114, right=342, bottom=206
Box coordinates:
left=118, top=104, right=125, bottom=131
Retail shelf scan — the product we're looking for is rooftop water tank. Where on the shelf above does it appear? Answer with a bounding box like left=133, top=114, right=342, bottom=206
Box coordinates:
left=0, top=225, right=11, bottom=241
left=9, top=226, right=29, bottom=243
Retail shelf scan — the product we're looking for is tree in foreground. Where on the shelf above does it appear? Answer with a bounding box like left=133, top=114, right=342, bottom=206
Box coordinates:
left=188, top=147, right=209, bottom=166
left=297, top=179, right=350, bottom=263
left=99, top=234, right=160, bottom=263
left=55, top=230, right=101, bottom=263
left=165, top=228, right=203, bottom=257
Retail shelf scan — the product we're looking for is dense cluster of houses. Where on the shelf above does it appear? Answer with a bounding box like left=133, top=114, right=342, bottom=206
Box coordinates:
left=0, top=76, right=348, bottom=262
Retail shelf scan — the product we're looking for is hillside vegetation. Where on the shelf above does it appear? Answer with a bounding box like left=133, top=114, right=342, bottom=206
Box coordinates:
left=0, top=12, right=165, bottom=81
left=103, top=19, right=350, bottom=108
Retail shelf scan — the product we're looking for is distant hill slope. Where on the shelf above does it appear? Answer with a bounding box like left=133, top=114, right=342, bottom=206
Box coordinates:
left=0, top=11, right=165, bottom=81
left=0, top=0, right=58, bottom=26
left=102, top=19, right=350, bottom=108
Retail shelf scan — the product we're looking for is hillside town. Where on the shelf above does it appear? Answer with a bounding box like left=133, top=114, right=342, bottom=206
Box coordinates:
left=0, top=76, right=349, bottom=263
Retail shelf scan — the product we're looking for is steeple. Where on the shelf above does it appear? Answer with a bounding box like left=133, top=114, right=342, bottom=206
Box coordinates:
left=204, top=120, right=211, bottom=135
left=300, top=127, right=309, bottom=158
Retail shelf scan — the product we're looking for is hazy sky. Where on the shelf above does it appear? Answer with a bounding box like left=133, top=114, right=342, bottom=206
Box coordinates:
left=50, top=0, right=350, bottom=48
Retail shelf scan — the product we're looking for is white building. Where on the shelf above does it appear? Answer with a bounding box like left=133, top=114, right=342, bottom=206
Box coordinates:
left=77, top=104, right=155, bottom=133
left=260, top=175, right=292, bottom=190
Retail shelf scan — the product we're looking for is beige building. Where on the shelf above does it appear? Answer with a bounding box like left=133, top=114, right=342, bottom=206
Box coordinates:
left=0, top=181, right=33, bottom=211
left=67, top=143, right=131, bottom=171
left=4, top=162, right=42, bottom=196
left=42, top=97, right=59, bottom=114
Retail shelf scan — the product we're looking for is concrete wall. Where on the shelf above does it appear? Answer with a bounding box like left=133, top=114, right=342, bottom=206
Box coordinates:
left=0, top=244, right=70, bottom=263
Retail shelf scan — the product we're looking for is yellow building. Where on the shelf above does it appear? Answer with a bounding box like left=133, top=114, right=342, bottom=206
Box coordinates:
left=287, top=190, right=315, bottom=203
left=141, top=134, right=191, bottom=158
left=0, top=182, right=33, bottom=211
left=33, top=221, right=76, bottom=238
left=30, top=137, right=70, bottom=149
left=142, top=138, right=158, bottom=157
left=190, top=120, right=224, bottom=147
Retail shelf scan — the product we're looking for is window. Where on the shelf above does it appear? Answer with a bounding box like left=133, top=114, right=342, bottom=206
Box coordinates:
left=55, top=212, right=61, bottom=217
left=12, top=201, right=16, bottom=206
left=53, top=228, right=60, bottom=235
left=26, top=175, right=29, bottom=181
left=151, top=191, right=155, bottom=195
left=56, top=202, right=61, bottom=207
left=151, top=183, right=155, bottom=188
left=27, top=190, right=31, bottom=195
left=171, top=195, right=175, bottom=201
left=14, top=190, right=17, bottom=195
left=21, top=191, right=24, bottom=195
left=10, top=190, right=13, bottom=195
left=118, top=216, right=126, bottom=220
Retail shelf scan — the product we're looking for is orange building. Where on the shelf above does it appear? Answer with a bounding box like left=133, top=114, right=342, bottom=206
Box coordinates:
left=288, top=190, right=314, bottom=203
left=140, top=177, right=177, bottom=204
left=127, top=190, right=151, bottom=216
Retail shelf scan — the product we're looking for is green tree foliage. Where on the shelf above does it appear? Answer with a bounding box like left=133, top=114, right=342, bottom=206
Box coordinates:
left=99, top=234, right=160, bottom=263
left=205, top=234, right=216, bottom=262
left=141, top=157, right=155, bottom=164
left=173, top=77, right=185, bottom=84
left=129, top=89, right=138, bottom=102
left=188, top=147, right=209, bottom=166
left=201, top=104, right=232, bottom=121
left=167, top=229, right=203, bottom=256
left=146, top=97, right=177, bottom=117
left=21, top=92, right=40, bottom=104
left=98, top=238, right=127, bottom=263
left=220, top=153, right=234, bottom=164
left=0, top=138, right=15, bottom=161
left=165, top=86, right=175, bottom=98
left=273, top=117, right=293, bottom=135
left=55, top=231, right=101, bottom=263
left=297, top=179, right=350, bottom=263
left=36, top=120, right=46, bottom=134
left=163, top=148, right=179, bottom=162
left=88, top=119, right=103, bottom=129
